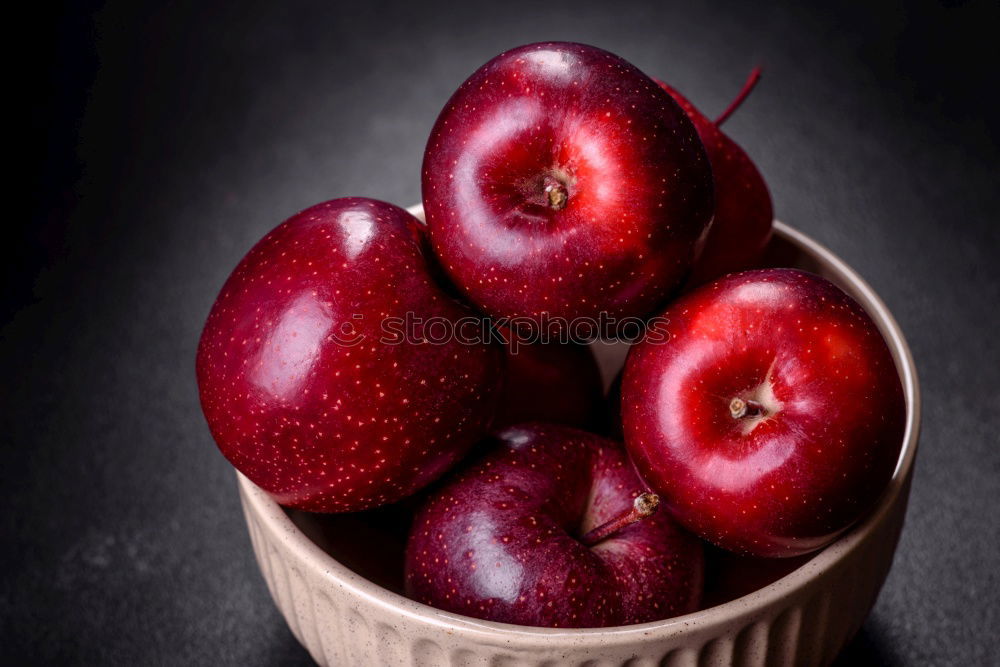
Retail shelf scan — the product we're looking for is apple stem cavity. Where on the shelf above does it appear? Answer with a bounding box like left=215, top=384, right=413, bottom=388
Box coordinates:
left=714, top=66, right=763, bottom=127
left=580, top=492, right=660, bottom=546
left=543, top=175, right=569, bottom=210
left=729, top=397, right=765, bottom=420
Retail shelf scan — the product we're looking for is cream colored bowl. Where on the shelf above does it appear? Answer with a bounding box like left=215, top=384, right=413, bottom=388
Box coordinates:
left=237, top=206, right=920, bottom=666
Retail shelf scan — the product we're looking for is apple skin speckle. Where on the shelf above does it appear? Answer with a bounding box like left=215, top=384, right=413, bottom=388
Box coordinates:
left=422, top=42, right=714, bottom=327
left=196, top=198, right=505, bottom=513
left=622, top=268, right=906, bottom=557
left=404, top=423, right=703, bottom=628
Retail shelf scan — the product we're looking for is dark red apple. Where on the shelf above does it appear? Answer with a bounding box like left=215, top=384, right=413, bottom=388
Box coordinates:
left=622, top=269, right=905, bottom=557
left=495, top=336, right=603, bottom=430
left=701, top=545, right=813, bottom=608
left=423, top=42, right=714, bottom=329
left=196, top=198, right=504, bottom=512
left=405, top=423, right=703, bottom=627
left=657, top=69, right=773, bottom=285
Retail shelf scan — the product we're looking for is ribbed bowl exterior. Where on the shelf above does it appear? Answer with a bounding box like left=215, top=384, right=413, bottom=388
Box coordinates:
left=236, top=218, right=920, bottom=667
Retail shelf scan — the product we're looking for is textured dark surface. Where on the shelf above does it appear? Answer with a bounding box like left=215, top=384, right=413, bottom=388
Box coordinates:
left=5, top=0, right=998, bottom=664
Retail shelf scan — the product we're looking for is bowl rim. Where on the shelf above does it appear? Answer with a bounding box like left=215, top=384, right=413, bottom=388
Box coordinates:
left=236, top=212, right=921, bottom=646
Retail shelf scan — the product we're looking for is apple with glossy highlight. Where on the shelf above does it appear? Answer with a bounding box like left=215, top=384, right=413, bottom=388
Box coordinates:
left=622, top=269, right=905, bottom=557
left=423, top=42, right=714, bottom=329
left=405, top=423, right=703, bottom=627
left=197, top=198, right=504, bottom=512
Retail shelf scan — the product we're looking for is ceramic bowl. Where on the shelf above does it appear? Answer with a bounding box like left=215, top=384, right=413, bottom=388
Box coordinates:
left=237, top=206, right=920, bottom=666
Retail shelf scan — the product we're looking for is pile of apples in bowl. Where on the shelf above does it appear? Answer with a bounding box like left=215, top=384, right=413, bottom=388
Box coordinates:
left=197, top=43, right=919, bottom=666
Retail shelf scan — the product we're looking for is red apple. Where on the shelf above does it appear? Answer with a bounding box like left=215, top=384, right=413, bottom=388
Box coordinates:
left=496, top=337, right=603, bottom=430
left=701, top=545, right=813, bottom=608
left=622, top=269, right=905, bottom=557
left=657, top=69, right=773, bottom=285
left=423, top=42, right=714, bottom=329
left=405, top=423, right=703, bottom=628
left=196, top=198, right=504, bottom=512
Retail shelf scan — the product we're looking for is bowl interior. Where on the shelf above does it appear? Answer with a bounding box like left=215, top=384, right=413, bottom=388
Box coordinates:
left=278, top=220, right=917, bottom=614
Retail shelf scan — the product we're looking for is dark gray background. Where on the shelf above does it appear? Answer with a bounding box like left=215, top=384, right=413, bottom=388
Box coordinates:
left=5, top=0, right=999, bottom=664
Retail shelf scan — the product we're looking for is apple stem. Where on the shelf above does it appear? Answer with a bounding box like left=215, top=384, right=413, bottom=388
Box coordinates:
left=730, top=397, right=765, bottom=419
left=580, top=492, right=659, bottom=546
left=714, top=66, right=762, bottom=127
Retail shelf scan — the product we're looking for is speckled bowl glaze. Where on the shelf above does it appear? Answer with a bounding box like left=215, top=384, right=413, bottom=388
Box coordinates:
left=237, top=206, right=920, bottom=666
